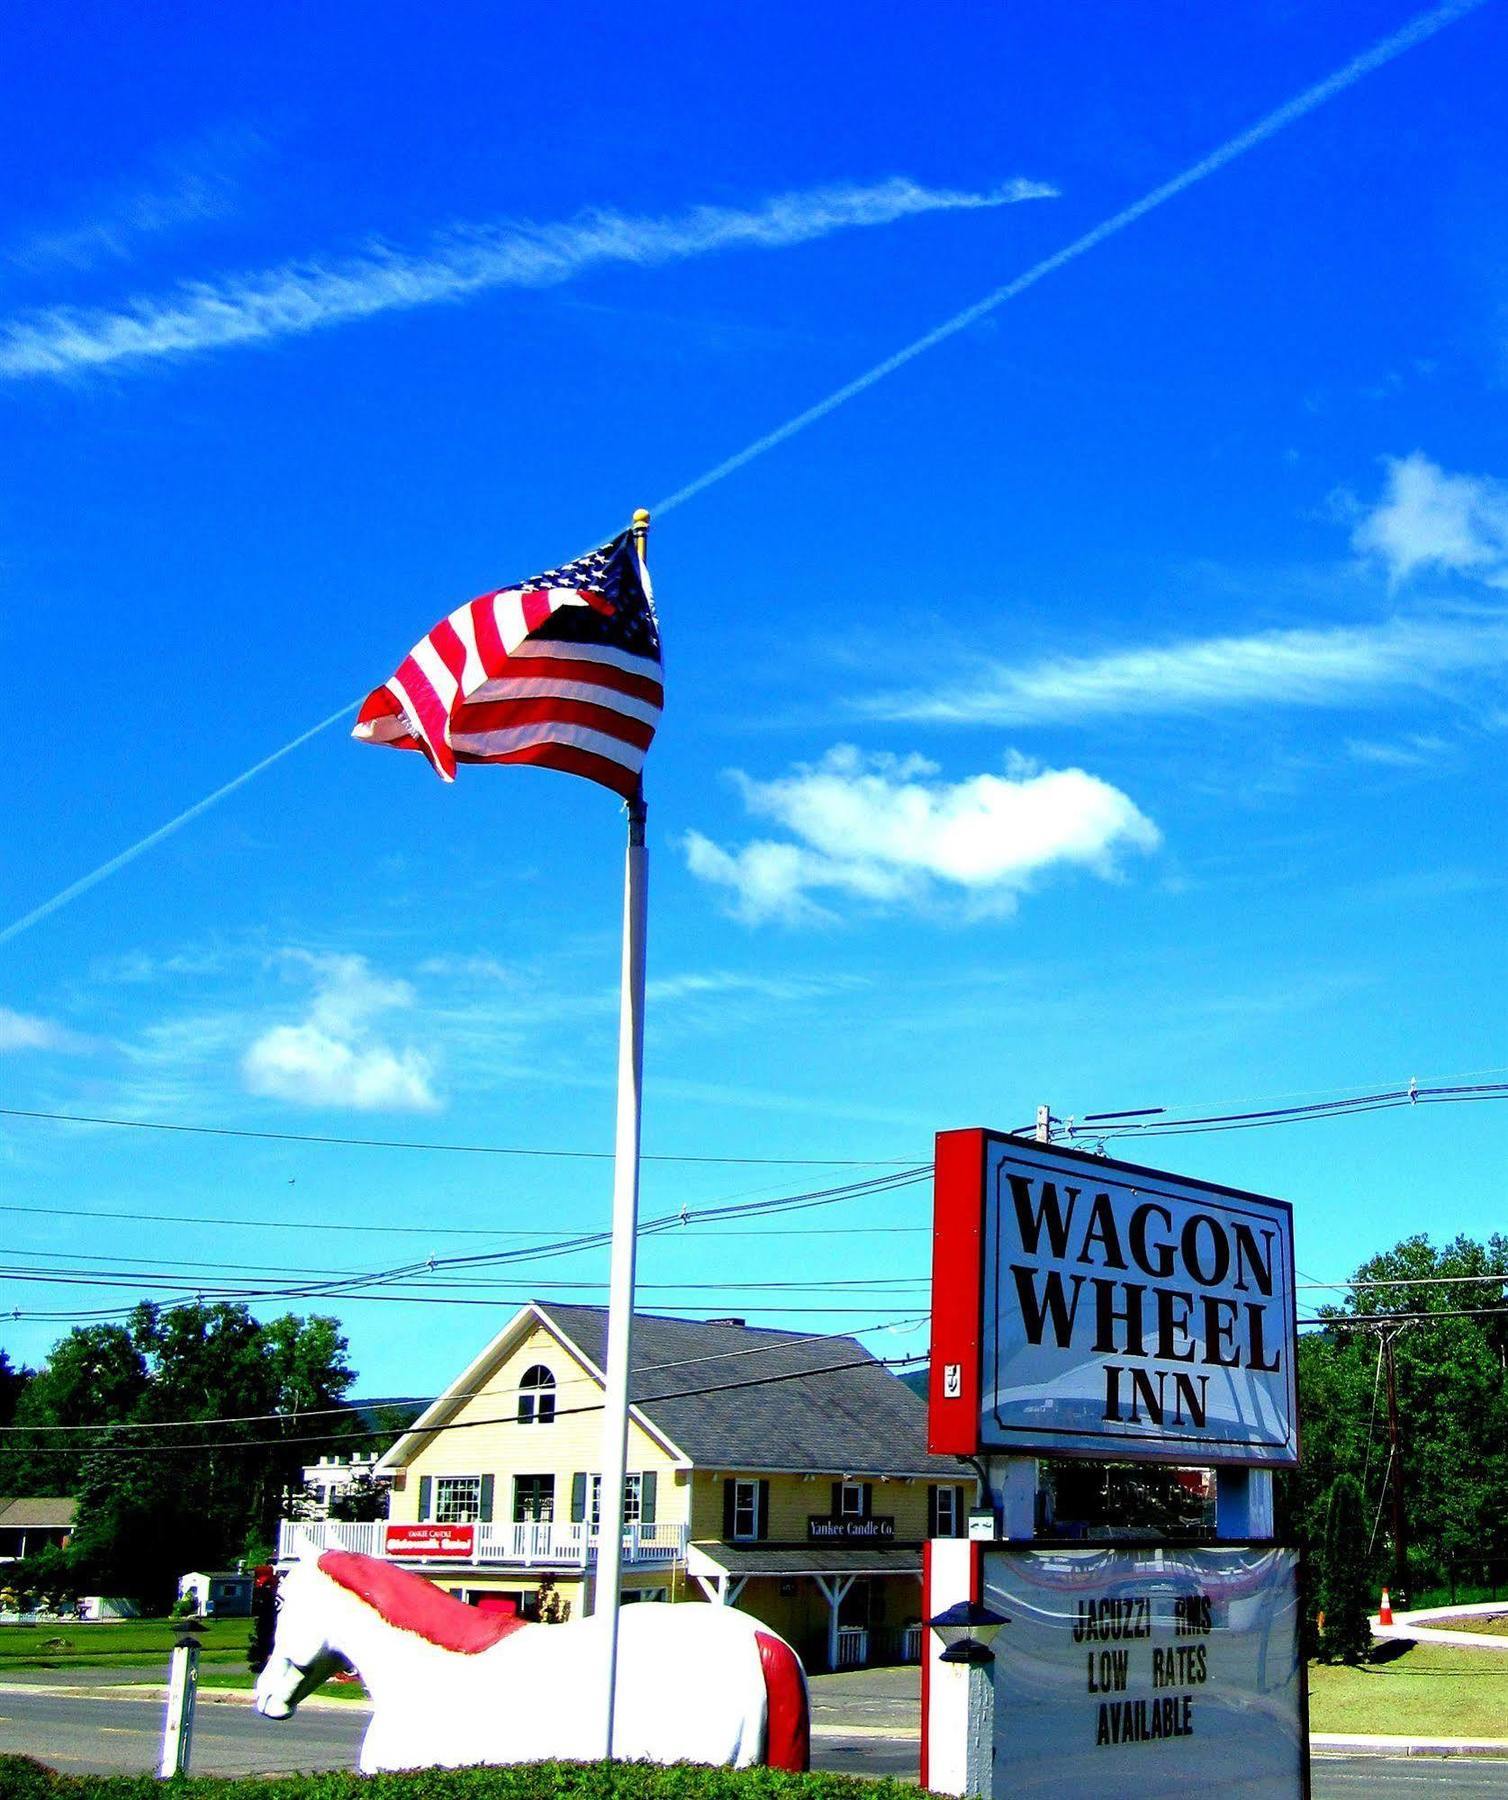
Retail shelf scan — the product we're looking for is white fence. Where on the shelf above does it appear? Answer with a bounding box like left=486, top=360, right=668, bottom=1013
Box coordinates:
left=278, top=1517, right=687, bottom=1569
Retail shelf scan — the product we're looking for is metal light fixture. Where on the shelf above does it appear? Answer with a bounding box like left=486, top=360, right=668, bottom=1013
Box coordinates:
left=927, top=1599, right=1010, bottom=1664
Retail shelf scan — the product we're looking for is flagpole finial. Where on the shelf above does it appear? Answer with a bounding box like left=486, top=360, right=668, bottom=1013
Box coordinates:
left=631, top=507, right=650, bottom=536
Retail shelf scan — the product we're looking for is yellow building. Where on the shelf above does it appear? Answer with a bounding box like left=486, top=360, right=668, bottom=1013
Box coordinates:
left=282, top=1303, right=972, bottom=1671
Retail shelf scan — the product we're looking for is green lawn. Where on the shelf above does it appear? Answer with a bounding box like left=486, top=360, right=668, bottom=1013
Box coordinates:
left=0, top=1617, right=249, bottom=1669
left=193, top=1670, right=370, bottom=1701
left=1308, top=1641, right=1508, bottom=1738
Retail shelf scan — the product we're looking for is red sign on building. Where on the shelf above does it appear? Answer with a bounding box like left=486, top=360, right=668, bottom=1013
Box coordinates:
left=384, top=1523, right=476, bottom=1559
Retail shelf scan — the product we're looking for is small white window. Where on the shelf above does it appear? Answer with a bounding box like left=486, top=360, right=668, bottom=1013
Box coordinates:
left=839, top=1482, right=865, bottom=1518
left=935, top=1486, right=961, bottom=1537
left=434, top=1476, right=482, bottom=1523
left=589, top=1473, right=642, bottom=1527
left=518, top=1365, right=556, bottom=1425
left=732, top=1479, right=760, bottom=1541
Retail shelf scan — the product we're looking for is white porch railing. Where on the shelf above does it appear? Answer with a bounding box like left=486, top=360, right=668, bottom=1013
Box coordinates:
left=835, top=1626, right=869, bottom=1668
left=278, top=1517, right=686, bottom=1569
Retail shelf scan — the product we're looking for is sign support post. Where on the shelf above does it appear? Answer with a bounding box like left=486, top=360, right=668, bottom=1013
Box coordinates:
left=990, top=1456, right=1037, bottom=1539
left=1215, top=1467, right=1275, bottom=1539
left=160, top=1630, right=200, bottom=1778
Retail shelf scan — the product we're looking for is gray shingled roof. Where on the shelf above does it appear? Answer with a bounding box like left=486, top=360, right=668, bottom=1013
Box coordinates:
left=539, top=1304, right=962, bottom=1478
left=0, top=1498, right=76, bottom=1529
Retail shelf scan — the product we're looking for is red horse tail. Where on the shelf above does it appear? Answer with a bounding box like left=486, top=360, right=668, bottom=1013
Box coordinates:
left=756, top=1630, right=810, bottom=1772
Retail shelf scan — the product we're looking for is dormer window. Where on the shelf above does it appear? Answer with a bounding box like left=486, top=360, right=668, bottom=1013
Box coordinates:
left=518, top=1365, right=556, bottom=1425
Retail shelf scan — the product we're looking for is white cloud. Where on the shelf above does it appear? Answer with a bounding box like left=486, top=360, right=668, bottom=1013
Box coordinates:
left=241, top=952, right=438, bottom=1111
left=4, top=128, right=265, bottom=278
left=645, top=970, right=863, bottom=1003
left=0, top=174, right=1056, bottom=380
left=1353, top=453, right=1508, bottom=587
left=863, top=613, right=1508, bottom=727
left=684, top=746, right=1159, bottom=924
left=1345, top=733, right=1452, bottom=768
left=0, top=1007, right=89, bottom=1054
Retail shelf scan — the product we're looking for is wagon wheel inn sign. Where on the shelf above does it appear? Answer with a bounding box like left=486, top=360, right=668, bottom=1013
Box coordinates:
left=928, top=1132, right=1298, bottom=1466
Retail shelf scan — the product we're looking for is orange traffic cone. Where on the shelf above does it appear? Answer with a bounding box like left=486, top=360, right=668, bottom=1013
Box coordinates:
left=1379, top=1587, right=1393, bottom=1626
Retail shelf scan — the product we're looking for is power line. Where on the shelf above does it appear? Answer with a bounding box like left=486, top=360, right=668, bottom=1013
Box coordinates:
left=1299, top=1305, right=1508, bottom=1328
left=1296, top=1272, right=1508, bottom=1292
left=4, top=1346, right=930, bottom=1458
left=0, top=1165, right=932, bottom=1322
left=6, top=1081, right=1503, bottom=1203
left=0, top=1249, right=929, bottom=1293
left=0, top=1105, right=917, bottom=1168
left=0, top=1199, right=930, bottom=1239
left=1059, top=1081, right=1508, bottom=1144
left=0, top=1315, right=929, bottom=1436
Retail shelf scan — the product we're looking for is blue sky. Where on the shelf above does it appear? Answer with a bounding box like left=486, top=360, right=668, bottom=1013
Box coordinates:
left=1, top=1, right=1504, bottom=1397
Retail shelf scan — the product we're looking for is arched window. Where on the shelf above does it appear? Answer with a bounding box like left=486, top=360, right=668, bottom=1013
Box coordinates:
left=518, top=1364, right=556, bottom=1425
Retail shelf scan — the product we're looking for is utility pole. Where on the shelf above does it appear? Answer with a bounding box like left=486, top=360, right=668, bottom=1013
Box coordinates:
left=1381, top=1328, right=1409, bottom=1607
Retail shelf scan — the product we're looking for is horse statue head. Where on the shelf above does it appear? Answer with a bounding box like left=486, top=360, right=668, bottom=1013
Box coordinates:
left=252, top=1554, right=353, bottom=1721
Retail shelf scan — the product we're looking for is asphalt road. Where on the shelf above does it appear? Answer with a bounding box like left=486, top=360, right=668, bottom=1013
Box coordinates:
left=2, top=1685, right=1507, bottom=1794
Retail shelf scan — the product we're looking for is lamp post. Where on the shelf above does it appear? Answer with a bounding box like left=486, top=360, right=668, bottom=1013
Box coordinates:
left=928, top=1601, right=1008, bottom=1798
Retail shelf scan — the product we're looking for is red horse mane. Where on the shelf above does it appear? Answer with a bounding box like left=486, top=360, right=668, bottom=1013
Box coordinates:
left=317, top=1550, right=529, bottom=1655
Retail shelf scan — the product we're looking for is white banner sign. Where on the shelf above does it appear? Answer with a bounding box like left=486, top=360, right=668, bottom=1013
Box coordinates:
left=983, top=1545, right=1304, bottom=1798
left=978, top=1139, right=1297, bottom=1465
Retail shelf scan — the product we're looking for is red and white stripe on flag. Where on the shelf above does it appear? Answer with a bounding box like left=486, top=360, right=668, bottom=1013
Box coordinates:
left=353, top=540, right=662, bottom=799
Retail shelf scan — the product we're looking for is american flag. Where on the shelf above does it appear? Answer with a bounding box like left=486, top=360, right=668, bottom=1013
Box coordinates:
left=352, top=529, right=662, bottom=799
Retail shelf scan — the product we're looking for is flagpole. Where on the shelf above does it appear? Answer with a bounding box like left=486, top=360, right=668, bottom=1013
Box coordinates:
left=594, top=507, right=652, bottom=1761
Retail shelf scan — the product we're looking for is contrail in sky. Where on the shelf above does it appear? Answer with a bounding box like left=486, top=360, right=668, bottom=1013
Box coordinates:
left=654, top=0, right=1487, bottom=513
left=0, top=701, right=358, bottom=949
left=0, top=0, right=1485, bottom=948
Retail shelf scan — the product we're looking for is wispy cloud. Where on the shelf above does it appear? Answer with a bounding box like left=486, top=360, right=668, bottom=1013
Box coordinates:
left=0, top=175, right=1056, bottom=381
left=1345, top=732, right=1453, bottom=768
left=684, top=746, right=1159, bottom=925
left=1352, top=452, right=1508, bottom=588
left=0, top=1006, right=91, bottom=1054
left=4, top=127, right=265, bottom=277
left=862, top=613, right=1508, bottom=727
left=651, top=0, right=1487, bottom=514
left=241, top=952, right=439, bottom=1112
left=645, top=970, right=865, bottom=1004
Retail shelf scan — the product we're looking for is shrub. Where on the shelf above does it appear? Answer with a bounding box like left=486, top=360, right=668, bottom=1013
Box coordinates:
left=1319, top=1473, right=1374, bottom=1663
left=0, top=1759, right=943, bottom=1800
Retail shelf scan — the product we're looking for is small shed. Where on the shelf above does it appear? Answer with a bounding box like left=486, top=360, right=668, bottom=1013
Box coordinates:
left=178, top=1569, right=254, bottom=1617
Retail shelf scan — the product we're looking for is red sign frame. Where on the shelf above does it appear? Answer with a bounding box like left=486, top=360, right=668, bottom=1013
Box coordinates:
left=384, top=1522, right=476, bottom=1558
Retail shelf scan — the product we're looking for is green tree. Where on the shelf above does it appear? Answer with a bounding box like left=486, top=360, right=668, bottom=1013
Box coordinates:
left=66, top=1430, right=186, bottom=1605
left=2, top=1302, right=358, bottom=1608
left=1319, top=1475, right=1373, bottom=1662
left=0, top=1326, right=147, bottom=1496
left=1281, top=1231, right=1508, bottom=1614
left=0, top=1350, right=32, bottom=1428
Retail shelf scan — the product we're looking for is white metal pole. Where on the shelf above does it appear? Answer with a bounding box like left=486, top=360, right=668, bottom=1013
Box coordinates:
left=159, top=1633, right=200, bottom=1777
left=593, top=511, right=652, bottom=1761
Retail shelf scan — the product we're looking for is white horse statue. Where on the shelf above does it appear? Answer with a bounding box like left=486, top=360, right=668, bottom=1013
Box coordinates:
left=253, top=1549, right=809, bottom=1774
